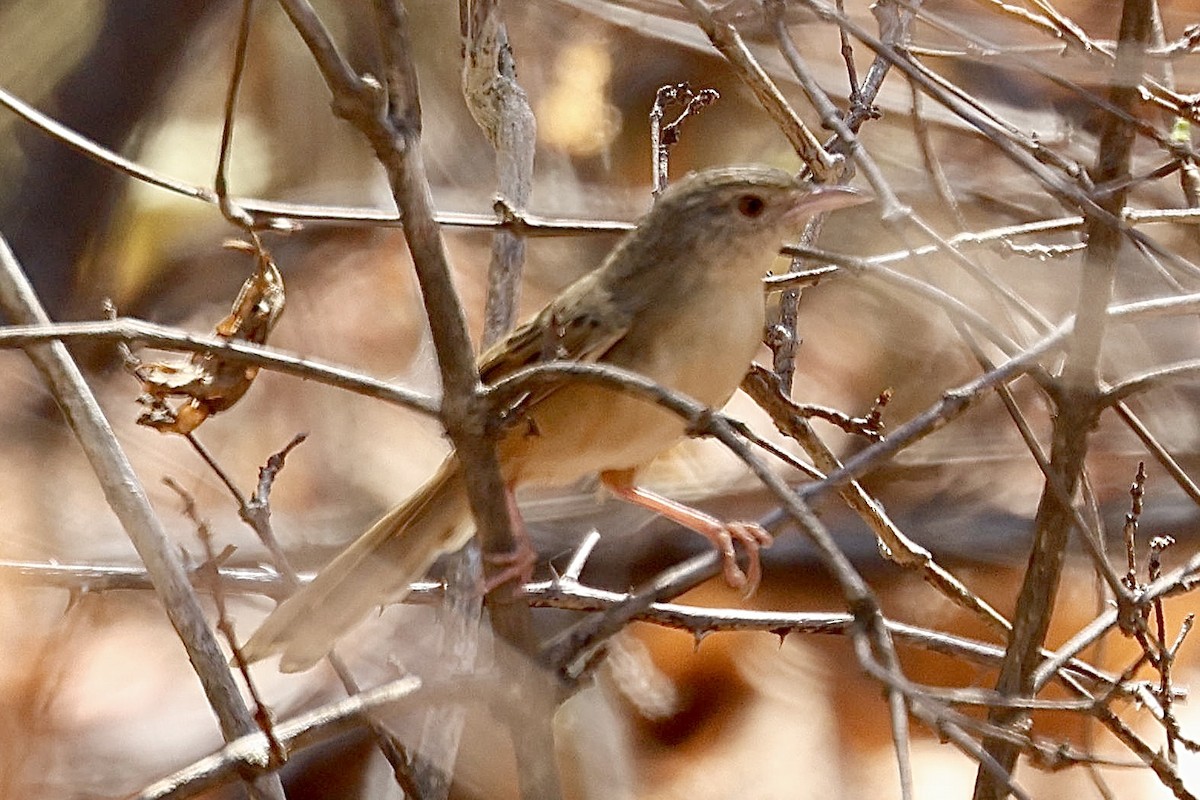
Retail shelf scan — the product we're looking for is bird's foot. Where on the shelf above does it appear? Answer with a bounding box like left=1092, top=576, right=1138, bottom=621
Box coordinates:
left=482, top=543, right=537, bottom=595
left=704, top=520, right=774, bottom=597
left=600, top=471, right=774, bottom=597
left=482, top=485, right=538, bottom=594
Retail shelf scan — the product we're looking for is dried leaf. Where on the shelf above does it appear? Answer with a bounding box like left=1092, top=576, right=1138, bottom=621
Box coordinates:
left=132, top=240, right=285, bottom=434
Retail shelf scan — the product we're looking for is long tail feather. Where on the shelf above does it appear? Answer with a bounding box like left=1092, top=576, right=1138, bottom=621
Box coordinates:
left=241, top=455, right=471, bottom=672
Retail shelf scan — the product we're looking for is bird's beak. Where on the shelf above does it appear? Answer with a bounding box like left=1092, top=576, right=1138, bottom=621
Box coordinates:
left=788, top=184, right=871, bottom=220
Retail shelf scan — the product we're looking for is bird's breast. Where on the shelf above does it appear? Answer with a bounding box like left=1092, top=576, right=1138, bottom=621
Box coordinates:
left=502, top=271, right=767, bottom=486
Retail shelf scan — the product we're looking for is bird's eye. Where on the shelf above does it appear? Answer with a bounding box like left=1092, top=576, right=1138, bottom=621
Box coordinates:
left=736, top=194, right=766, bottom=217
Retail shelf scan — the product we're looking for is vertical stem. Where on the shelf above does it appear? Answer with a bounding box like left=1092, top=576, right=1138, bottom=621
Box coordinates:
left=372, top=4, right=561, bottom=798
left=463, top=0, right=536, bottom=346
left=407, top=3, right=546, bottom=798
left=972, top=1, right=1153, bottom=796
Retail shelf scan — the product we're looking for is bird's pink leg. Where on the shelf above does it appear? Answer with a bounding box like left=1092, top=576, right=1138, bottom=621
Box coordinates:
left=601, top=470, right=773, bottom=596
left=481, top=486, right=538, bottom=594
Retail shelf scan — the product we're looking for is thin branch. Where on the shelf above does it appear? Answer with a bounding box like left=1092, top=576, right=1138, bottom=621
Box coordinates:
left=164, top=478, right=286, bottom=768
left=1105, top=359, right=1200, bottom=403
left=742, top=365, right=1013, bottom=639
left=904, top=0, right=1192, bottom=163
left=463, top=0, right=537, bottom=345
left=799, top=0, right=1200, bottom=284
left=214, top=0, right=258, bottom=230
left=0, top=559, right=306, bottom=600
left=765, top=0, right=905, bottom=396
left=0, top=557, right=1145, bottom=695
left=0, top=84, right=637, bottom=236
left=544, top=551, right=722, bottom=679
left=0, top=317, right=440, bottom=416
left=0, top=85, right=216, bottom=203
left=649, top=82, right=720, bottom=194
left=215, top=431, right=418, bottom=792
left=405, top=2, right=539, bottom=796
left=782, top=242, right=1200, bottom=513
left=132, top=675, right=497, bottom=800
left=678, top=0, right=838, bottom=180
left=794, top=291, right=1200, bottom=506
left=688, top=412, right=918, bottom=800
left=769, top=0, right=905, bottom=216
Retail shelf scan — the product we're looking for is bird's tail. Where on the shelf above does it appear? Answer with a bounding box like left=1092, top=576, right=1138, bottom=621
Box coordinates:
left=240, top=454, right=471, bottom=672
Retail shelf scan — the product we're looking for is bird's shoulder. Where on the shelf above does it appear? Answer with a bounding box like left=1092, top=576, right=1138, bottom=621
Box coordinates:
left=478, top=270, right=633, bottom=385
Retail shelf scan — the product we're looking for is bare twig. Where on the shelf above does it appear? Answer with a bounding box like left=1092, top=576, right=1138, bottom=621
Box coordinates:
left=795, top=292, right=1200, bottom=507
left=0, top=84, right=638, bottom=236
left=544, top=551, right=721, bottom=679
left=215, top=0, right=258, bottom=230
left=800, top=0, right=1200, bottom=285
left=132, top=675, right=498, bottom=800
left=0, top=316, right=440, bottom=415
left=241, top=433, right=308, bottom=569
left=463, top=0, right=537, bottom=345
left=0, top=555, right=1151, bottom=696
left=742, top=364, right=1014, bottom=643
left=403, top=3, right=539, bottom=796
left=1123, top=462, right=1148, bottom=589
left=649, top=82, right=720, bottom=194
left=678, top=0, right=838, bottom=180
left=223, top=431, right=419, bottom=794
left=163, top=478, right=286, bottom=768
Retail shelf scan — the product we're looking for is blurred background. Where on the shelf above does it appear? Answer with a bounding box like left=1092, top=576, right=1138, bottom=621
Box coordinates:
left=3, top=0, right=1200, bottom=797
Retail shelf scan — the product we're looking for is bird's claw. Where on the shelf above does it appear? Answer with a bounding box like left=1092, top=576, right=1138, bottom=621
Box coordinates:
left=482, top=543, right=537, bottom=595
left=712, top=521, right=773, bottom=597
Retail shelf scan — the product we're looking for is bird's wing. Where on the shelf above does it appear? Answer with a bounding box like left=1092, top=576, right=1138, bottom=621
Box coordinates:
left=476, top=273, right=632, bottom=428
left=478, top=274, right=630, bottom=383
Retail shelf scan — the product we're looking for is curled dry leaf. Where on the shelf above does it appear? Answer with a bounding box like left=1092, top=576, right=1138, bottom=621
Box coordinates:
left=132, top=239, right=285, bottom=434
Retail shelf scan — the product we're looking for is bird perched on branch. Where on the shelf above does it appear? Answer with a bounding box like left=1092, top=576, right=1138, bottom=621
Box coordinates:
left=242, top=165, right=866, bottom=672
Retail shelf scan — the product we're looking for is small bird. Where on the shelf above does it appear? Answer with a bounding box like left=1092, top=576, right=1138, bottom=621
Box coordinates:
left=242, top=166, right=865, bottom=672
